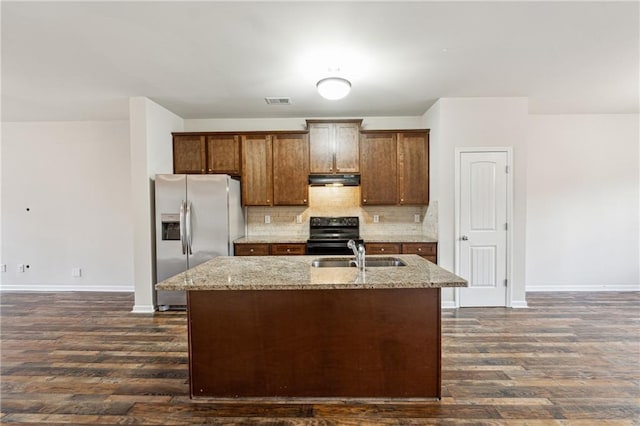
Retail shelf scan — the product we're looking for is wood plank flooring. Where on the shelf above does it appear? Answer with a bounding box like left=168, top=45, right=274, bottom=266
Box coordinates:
left=1, top=291, right=638, bottom=425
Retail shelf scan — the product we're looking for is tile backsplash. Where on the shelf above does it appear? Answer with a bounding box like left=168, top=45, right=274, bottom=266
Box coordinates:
left=246, top=186, right=438, bottom=239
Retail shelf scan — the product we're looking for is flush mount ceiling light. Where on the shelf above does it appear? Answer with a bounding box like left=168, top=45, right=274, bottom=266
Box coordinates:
left=316, top=77, right=351, bottom=100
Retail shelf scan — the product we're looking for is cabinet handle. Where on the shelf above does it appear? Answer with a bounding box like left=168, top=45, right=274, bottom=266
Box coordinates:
left=303, top=199, right=307, bottom=203
left=380, top=248, right=385, bottom=252
left=400, top=198, right=404, bottom=202
left=286, top=249, right=291, bottom=253
left=250, top=248, right=254, bottom=253
left=336, top=168, right=340, bottom=172
left=201, top=169, right=205, bottom=172
left=418, top=248, right=422, bottom=252
left=208, top=168, right=212, bottom=172
left=363, top=199, right=367, bottom=203
left=329, top=167, right=333, bottom=172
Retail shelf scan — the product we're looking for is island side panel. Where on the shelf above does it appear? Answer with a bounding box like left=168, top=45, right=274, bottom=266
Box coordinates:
left=187, top=288, right=441, bottom=399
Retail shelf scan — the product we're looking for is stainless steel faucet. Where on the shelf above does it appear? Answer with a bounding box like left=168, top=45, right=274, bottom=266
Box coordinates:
left=347, top=239, right=366, bottom=271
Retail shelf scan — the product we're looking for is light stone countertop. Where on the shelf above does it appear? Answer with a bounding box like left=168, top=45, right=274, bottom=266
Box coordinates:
left=234, top=235, right=438, bottom=244
left=234, top=236, right=308, bottom=244
left=361, top=235, right=438, bottom=243
left=155, top=255, right=466, bottom=291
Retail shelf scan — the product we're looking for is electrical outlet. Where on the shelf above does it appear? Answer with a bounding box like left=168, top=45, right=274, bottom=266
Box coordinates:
left=1, top=264, right=6, bottom=272
left=373, top=215, right=380, bottom=223
left=72, top=267, right=82, bottom=278
left=264, top=215, right=271, bottom=224
left=17, top=264, right=25, bottom=273
left=414, top=214, right=421, bottom=223
left=296, top=215, right=303, bottom=224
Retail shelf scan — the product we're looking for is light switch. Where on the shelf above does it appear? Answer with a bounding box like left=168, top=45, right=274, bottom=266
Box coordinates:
left=1, top=264, right=6, bottom=273
left=296, top=215, right=303, bottom=224
left=373, top=215, right=380, bottom=223
left=414, top=214, right=421, bottom=223
left=264, top=215, right=271, bottom=224
left=17, top=264, right=25, bottom=273
left=72, top=267, right=82, bottom=278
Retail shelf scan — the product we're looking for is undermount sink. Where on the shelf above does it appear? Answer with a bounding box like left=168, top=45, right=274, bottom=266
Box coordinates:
left=311, top=257, right=407, bottom=268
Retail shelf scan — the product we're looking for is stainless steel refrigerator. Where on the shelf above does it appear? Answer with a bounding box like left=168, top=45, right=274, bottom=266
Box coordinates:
left=154, top=174, right=244, bottom=309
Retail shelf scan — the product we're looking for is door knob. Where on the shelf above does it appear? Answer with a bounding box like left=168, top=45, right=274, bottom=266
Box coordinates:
left=461, top=235, right=469, bottom=241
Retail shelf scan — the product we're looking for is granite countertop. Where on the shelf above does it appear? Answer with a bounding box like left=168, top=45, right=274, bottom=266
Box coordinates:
left=235, top=235, right=438, bottom=244
left=361, top=235, right=438, bottom=243
left=155, top=255, right=466, bottom=291
left=234, top=236, right=309, bottom=244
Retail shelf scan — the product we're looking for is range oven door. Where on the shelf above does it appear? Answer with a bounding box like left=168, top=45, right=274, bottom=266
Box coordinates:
left=306, top=239, right=363, bottom=256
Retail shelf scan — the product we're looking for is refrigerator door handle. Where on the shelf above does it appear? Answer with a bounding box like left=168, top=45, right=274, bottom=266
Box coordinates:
left=186, top=201, right=193, bottom=255
left=179, top=200, right=187, bottom=255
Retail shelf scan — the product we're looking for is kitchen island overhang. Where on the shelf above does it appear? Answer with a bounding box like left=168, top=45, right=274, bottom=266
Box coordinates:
left=156, top=255, right=467, bottom=400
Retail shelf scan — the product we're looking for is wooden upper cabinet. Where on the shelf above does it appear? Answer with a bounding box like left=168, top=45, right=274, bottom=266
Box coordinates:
left=241, top=134, right=273, bottom=206
left=308, top=123, right=333, bottom=173
left=360, top=130, right=429, bottom=206
left=360, top=132, right=398, bottom=205
left=334, top=122, right=360, bottom=173
left=206, top=135, right=240, bottom=175
left=308, top=120, right=361, bottom=174
left=173, top=135, right=206, bottom=174
left=272, top=133, right=309, bottom=206
left=397, top=131, right=429, bottom=205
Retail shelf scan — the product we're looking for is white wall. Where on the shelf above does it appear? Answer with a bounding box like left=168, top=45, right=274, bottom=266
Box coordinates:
left=130, top=97, right=184, bottom=313
left=185, top=116, right=424, bottom=132
left=526, top=114, right=639, bottom=290
left=1, top=121, right=133, bottom=290
left=423, top=98, right=529, bottom=307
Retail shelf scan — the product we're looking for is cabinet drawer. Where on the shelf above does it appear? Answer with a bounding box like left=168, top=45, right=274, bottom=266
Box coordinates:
left=402, top=243, right=437, bottom=256
left=270, top=243, right=306, bottom=256
left=365, top=243, right=402, bottom=255
left=234, top=244, right=270, bottom=256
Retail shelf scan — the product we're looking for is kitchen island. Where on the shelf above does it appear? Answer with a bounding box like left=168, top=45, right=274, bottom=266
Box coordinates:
left=156, top=255, right=467, bottom=400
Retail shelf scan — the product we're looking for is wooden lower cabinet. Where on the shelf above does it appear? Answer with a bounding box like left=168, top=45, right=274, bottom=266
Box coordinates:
left=234, top=243, right=306, bottom=256
left=234, top=243, right=270, bottom=256
left=366, top=241, right=438, bottom=264
left=402, top=242, right=438, bottom=264
left=270, top=243, right=306, bottom=255
left=365, top=243, right=402, bottom=255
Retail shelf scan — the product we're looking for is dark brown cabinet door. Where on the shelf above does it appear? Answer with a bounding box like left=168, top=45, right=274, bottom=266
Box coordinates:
left=334, top=122, right=360, bottom=173
left=308, top=123, right=334, bottom=173
left=270, top=243, right=307, bottom=255
left=241, top=134, right=273, bottom=206
left=273, top=133, right=309, bottom=206
left=173, top=135, right=206, bottom=174
left=398, top=131, right=429, bottom=205
left=360, top=132, right=398, bottom=205
left=365, top=243, right=402, bottom=255
left=206, top=135, right=240, bottom=175
left=234, top=243, right=270, bottom=256
left=308, top=120, right=360, bottom=174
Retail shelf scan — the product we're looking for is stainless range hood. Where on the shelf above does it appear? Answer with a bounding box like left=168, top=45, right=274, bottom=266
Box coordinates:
left=308, top=174, right=360, bottom=186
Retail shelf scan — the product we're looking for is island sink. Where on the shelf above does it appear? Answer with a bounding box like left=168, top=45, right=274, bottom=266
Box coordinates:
left=311, top=256, right=407, bottom=268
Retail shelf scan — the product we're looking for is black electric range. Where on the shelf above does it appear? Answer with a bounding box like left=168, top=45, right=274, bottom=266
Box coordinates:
left=306, top=216, right=364, bottom=255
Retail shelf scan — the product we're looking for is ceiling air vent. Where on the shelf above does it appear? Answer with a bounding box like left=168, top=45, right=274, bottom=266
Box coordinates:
left=265, top=97, right=292, bottom=105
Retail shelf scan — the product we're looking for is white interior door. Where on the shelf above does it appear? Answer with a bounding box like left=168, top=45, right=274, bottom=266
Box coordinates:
left=457, top=150, right=509, bottom=307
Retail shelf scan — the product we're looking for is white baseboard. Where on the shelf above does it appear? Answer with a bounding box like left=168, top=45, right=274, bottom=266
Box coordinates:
left=441, top=301, right=458, bottom=309
left=510, top=300, right=528, bottom=308
left=131, top=304, right=156, bottom=314
left=527, top=284, right=640, bottom=292
left=0, top=284, right=134, bottom=292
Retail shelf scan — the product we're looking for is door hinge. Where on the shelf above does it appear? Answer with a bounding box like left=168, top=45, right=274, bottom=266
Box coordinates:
left=504, top=278, right=508, bottom=287
left=505, top=165, right=510, bottom=173
left=504, top=222, right=508, bottom=231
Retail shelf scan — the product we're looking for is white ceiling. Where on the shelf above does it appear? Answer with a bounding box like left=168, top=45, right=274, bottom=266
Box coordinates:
left=2, top=1, right=638, bottom=122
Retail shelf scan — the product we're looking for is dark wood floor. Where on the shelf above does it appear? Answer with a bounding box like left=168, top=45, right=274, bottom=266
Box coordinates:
left=1, top=291, right=638, bottom=425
